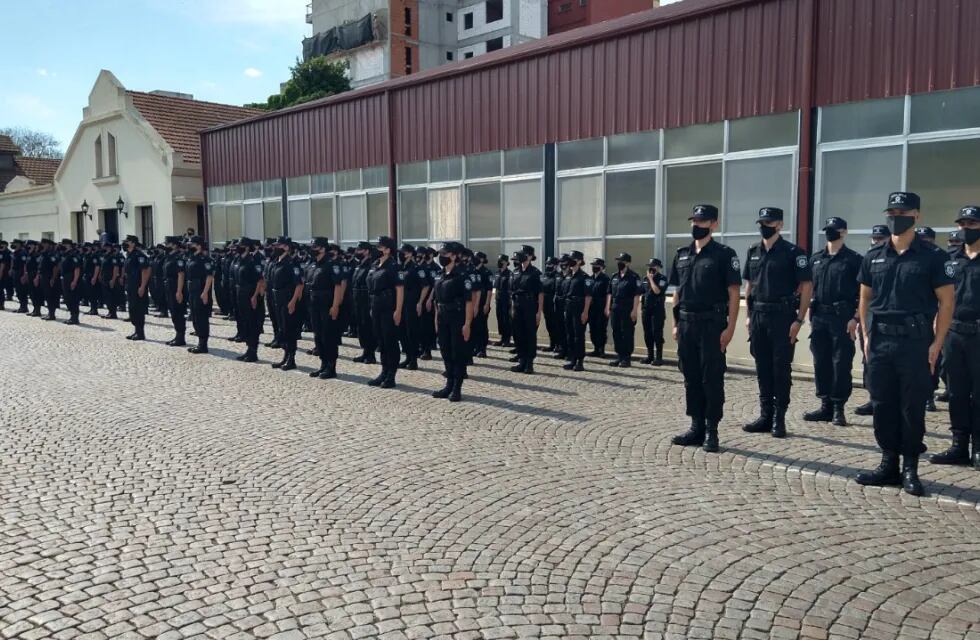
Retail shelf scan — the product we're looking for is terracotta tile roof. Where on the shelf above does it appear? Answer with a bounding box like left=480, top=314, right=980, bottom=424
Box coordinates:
left=14, top=156, right=61, bottom=186
left=0, top=134, right=21, bottom=154
left=127, top=91, right=264, bottom=164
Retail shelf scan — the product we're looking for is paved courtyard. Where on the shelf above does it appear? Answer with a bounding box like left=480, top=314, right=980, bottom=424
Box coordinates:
left=1, top=309, right=979, bottom=640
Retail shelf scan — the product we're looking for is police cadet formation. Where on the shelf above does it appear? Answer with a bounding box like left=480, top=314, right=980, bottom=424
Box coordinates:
left=1, top=194, right=978, bottom=496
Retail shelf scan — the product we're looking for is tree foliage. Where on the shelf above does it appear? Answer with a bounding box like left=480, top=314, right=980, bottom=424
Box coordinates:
left=246, top=57, right=352, bottom=111
left=0, top=126, right=64, bottom=158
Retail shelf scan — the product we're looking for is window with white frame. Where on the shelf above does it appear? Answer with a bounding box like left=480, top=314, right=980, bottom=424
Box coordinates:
left=815, top=86, right=980, bottom=249
left=284, top=166, right=388, bottom=246
left=207, top=179, right=283, bottom=244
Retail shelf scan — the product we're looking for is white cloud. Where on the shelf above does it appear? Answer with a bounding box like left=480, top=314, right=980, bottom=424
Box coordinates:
left=243, top=68, right=263, bottom=78
left=36, top=68, right=49, bottom=77
left=5, top=94, right=57, bottom=120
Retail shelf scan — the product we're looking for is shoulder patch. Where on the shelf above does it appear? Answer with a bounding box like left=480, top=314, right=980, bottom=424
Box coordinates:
left=795, top=255, right=807, bottom=269
left=177, top=260, right=184, bottom=267
left=333, top=265, right=341, bottom=274
left=293, top=267, right=301, bottom=276
left=945, top=261, right=956, bottom=278
left=732, top=256, right=740, bottom=271
left=398, top=271, right=406, bottom=281
left=255, top=265, right=262, bottom=273
left=138, top=256, right=146, bottom=264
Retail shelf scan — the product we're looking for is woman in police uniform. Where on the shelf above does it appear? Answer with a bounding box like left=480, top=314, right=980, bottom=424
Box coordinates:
left=430, top=242, right=474, bottom=402
left=366, top=236, right=404, bottom=388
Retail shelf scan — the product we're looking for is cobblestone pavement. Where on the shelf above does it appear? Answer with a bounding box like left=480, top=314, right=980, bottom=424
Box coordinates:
left=1, top=309, right=980, bottom=640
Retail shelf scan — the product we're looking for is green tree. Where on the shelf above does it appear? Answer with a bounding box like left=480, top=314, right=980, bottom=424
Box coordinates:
left=247, top=57, right=351, bottom=111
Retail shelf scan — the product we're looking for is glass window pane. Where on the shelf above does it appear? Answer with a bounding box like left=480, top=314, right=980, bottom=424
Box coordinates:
left=720, top=235, right=758, bottom=276
left=608, top=131, right=660, bottom=165
left=605, top=237, right=655, bottom=267
left=467, top=182, right=501, bottom=238
left=244, top=181, right=262, bottom=200
left=263, top=180, right=282, bottom=199
left=557, top=175, right=602, bottom=238
left=367, top=192, right=389, bottom=238
left=505, top=240, right=543, bottom=260
left=724, top=156, right=794, bottom=233
left=336, top=169, right=361, bottom=192
left=468, top=240, right=502, bottom=261
left=363, top=166, right=388, bottom=189
left=910, top=86, right=980, bottom=133
left=664, top=122, right=723, bottom=159
left=665, top=162, right=722, bottom=235
left=428, top=187, right=461, bottom=241
left=286, top=176, right=310, bottom=196
left=907, top=138, right=980, bottom=229
left=398, top=161, right=428, bottom=185
left=400, top=189, right=428, bottom=239
left=557, top=240, right=603, bottom=264
left=287, top=199, right=312, bottom=241
left=503, top=179, right=542, bottom=239
left=312, top=173, right=335, bottom=194
left=311, top=198, right=335, bottom=238
left=819, top=146, right=902, bottom=230
left=606, top=169, right=656, bottom=236
left=210, top=205, right=227, bottom=243
left=665, top=236, right=690, bottom=281
left=244, top=203, right=263, bottom=239
left=820, top=97, right=904, bottom=142
left=263, top=200, right=282, bottom=238
left=225, top=184, right=244, bottom=202
left=338, top=194, right=367, bottom=242
left=557, top=137, right=604, bottom=170
left=207, top=186, right=224, bottom=203
left=728, top=112, right=799, bottom=152
left=226, top=204, right=243, bottom=239
left=430, top=157, right=462, bottom=183
left=504, top=146, right=543, bottom=175
left=466, top=152, right=501, bottom=179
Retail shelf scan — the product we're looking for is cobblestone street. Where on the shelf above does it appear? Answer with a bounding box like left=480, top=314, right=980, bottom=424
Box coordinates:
left=1, top=309, right=979, bottom=640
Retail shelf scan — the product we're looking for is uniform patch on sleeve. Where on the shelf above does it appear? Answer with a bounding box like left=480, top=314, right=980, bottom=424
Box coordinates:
left=333, top=265, right=341, bottom=274
left=795, top=255, right=807, bottom=269
left=731, top=256, right=740, bottom=271
left=398, top=271, right=406, bottom=281
left=293, top=267, right=301, bottom=276
left=139, top=257, right=146, bottom=264
left=255, top=265, right=262, bottom=273
left=177, top=260, right=184, bottom=267
left=945, top=261, right=956, bottom=278
left=464, top=279, right=472, bottom=291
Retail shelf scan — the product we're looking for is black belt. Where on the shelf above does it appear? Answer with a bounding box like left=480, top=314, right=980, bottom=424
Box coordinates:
left=811, top=300, right=854, bottom=316
left=752, top=300, right=793, bottom=313
left=371, top=289, right=395, bottom=298
left=437, top=303, right=463, bottom=312
left=678, top=309, right=724, bottom=322
left=951, top=319, right=980, bottom=335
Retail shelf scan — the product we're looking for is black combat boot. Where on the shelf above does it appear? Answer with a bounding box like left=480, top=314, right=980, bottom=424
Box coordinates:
left=854, top=401, right=873, bottom=416
left=856, top=452, right=901, bottom=486
left=573, top=358, right=584, bottom=372
left=703, top=421, right=720, bottom=453
left=380, top=369, right=396, bottom=388
left=509, top=355, right=522, bottom=363
left=653, top=344, right=664, bottom=366
left=265, top=339, right=280, bottom=348
left=930, top=434, right=970, bottom=465
left=318, top=361, right=337, bottom=379
left=449, top=376, right=463, bottom=402
left=671, top=418, right=706, bottom=447
left=368, top=369, right=387, bottom=386
left=310, top=361, right=327, bottom=377
left=241, top=346, right=258, bottom=363
left=420, top=350, right=432, bottom=361
left=935, top=390, right=950, bottom=402
left=562, top=359, right=576, bottom=371
left=168, top=334, right=186, bottom=347
left=743, top=401, right=774, bottom=433
left=553, top=349, right=565, bottom=360
left=271, top=351, right=289, bottom=368
left=188, top=339, right=208, bottom=354
left=432, top=376, right=453, bottom=398
left=510, top=360, right=526, bottom=373
left=43, top=312, right=56, bottom=321
left=641, top=354, right=653, bottom=365
left=832, top=403, right=847, bottom=426
left=901, top=456, right=924, bottom=496
left=280, top=349, right=296, bottom=371
left=523, top=361, right=534, bottom=375
left=803, top=399, right=833, bottom=422
left=771, top=407, right=787, bottom=438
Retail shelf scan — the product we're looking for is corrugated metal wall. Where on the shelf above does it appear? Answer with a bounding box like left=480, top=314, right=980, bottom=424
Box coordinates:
left=201, top=0, right=980, bottom=186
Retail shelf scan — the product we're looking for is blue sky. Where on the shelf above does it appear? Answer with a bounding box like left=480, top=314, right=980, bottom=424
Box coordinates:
left=0, top=0, right=310, bottom=152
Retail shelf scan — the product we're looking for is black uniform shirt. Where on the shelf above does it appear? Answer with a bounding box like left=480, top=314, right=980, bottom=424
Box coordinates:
left=743, top=237, right=812, bottom=302
left=541, top=268, right=558, bottom=298
left=59, top=251, right=80, bottom=284
left=857, top=236, right=954, bottom=318
left=669, top=240, right=743, bottom=312
left=433, top=266, right=472, bottom=306
left=309, top=257, right=341, bottom=294
left=590, top=271, right=610, bottom=301
left=39, top=250, right=58, bottom=278
left=367, top=258, right=401, bottom=295
left=610, top=269, right=641, bottom=308
left=123, top=250, right=150, bottom=285
left=0, top=249, right=10, bottom=273
left=163, top=252, right=186, bottom=282
left=493, top=268, right=511, bottom=298
left=641, top=271, right=669, bottom=309
left=399, top=261, right=424, bottom=301
left=99, top=253, right=117, bottom=283
left=237, top=253, right=263, bottom=289
left=13, top=249, right=28, bottom=278
left=809, top=245, right=863, bottom=309
left=948, top=246, right=979, bottom=321
left=560, top=269, right=593, bottom=300
left=82, top=252, right=98, bottom=277
left=475, top=265, right=492, bottom=305
left=352, top=258, right=373, bottom=291
left=270, top=256, right=302, bottom=290
left=185, top=253, right=214, bottom=284
left=511, top=265, right=542, bottom=298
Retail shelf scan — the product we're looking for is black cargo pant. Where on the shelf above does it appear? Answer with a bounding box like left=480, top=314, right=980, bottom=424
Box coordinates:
left=399, top=296, right=421, bottom=363
left=101, top=282, right=118, bottom=315
left=438, top=304, right=468, bottom=379
left=165, top=281, right=187, bottom=338
left=943, top=325, right=980, bottom=442
left=371, top=291, right=399, bottom=375
left=563, top=298, right=587, bottom=361
left=867, top=326, right=931, bottom=457
left=273, top=288, right=300, bottom=353
left=15, top=276, right=29, bottom=312
left=511, top=296, right=537, bottom=364
left=495, top=298, right=512, bottom=344
left=543, top=296, right=561, bottom=349
left=471, top=301, right=489, bottom=354
left=310, top=291, right=340, bottom=365
left=236, top=285, right=262, bottom=352
left=266, top=289, right=279, bottom=341
left=419, top=299, right=436, bottom=353
left=126, top=285, right=148, bottom=335
left=41, top=278, right=59, bottom=316
left=677, top=312, right=728, bottom=424
left=611, top=303, right=636, bottom=360
left=355, top=290, right=376, bottom=356
left=188, top=281, right=211, bottom=345
left=62, top=280, right=80, bottom=319
left=749, top=308, right=796, bottom=411
left=642, top=304, right=666, bottom=354
left=809, top=312, right=856, bottom=404
left=588, top=306, right=608, bottom=352
left=28, top=277, right=42, bottom=313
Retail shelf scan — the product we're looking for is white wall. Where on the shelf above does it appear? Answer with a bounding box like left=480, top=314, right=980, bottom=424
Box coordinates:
left=0, top=187, right=60, bottom=240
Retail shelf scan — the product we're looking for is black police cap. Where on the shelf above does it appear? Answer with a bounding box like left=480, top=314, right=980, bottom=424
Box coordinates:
left=546, top=256, right=559, bottom=266
left=520, top=244, right=536, bottom=259
left=915, top=226, right=936, bottom=239
left=474, top=251, right=487, bottom=261
left=497, top=254, right=509, bottom=262
left=822, top=217, right=847, bottom=230
left=689, top=204, right=718, bottom=221
left=376, top=236, right=396, bottom=250
left=164, top=235, right=182, bottom=244
left=956, top=205, right=980, bottom=223
left=648, top=258, right=663, bottom=268
left=356, top=241, right=373, bottom=250
left=60, top=238, right=74, bottom=245
left=568, top=250, right=584, bottom=261
left=614, top=252, right=632, bottom=263
left=399, top=243, right=415, bottom=254
left=311, top=237, right=330, bottom=248
left=590, top=257, right=606, bottom=267
left=757, top=207, right=784, bottom=223
left=188, top=235, right=205, bottom=245
left=440, top=241, right=465, bottom=254
left=871, top=224, right=890, bottom=237
left=948, top=229, right=964, bottom=244
left=124, top=234, right=140, bottom=244
left=885, top=191, right=921, bottom=211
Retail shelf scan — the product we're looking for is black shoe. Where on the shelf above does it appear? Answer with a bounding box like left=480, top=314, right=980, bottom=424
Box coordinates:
left=854, top=401, right=873, bottom=416
left=562, top=361, right=575, bottom=370
left=803, top=401, right=833, bottom=422
left=832, top=404, right=848, bottom=427
left=925, top=398, right=937, bottom=413
left=448, top=378, right=462, bottom=402
left=280, top=353, right=296, bottom=371
left=380, top=373, right=396, bottom=388
left=654, top=346, right=664, bottom=366
left=972, top=451, right=980, bottom=470
left=901, top=456, right=924, bottom=496
left=607, top=359, right=621, bottom=367
left=936, top=390, right=950, bottom=402
left=362, top=356, right=377, bottom=365
left=63, top=319, right=79, bottom=325
left=235, top=353, right=249, bottom=361
left=86, top=309, right=98, bottom=315
left=419, top=351, right=432, bottom=361
left=43, top=314, right=56, bottom=321
left=703, top=422, right=720, bottom=453
left=265, top=340, right=281, bottom=349
left=522, top=363, right=534, bottom=375
left=509, top=348, right=519, bottom=355
left=856, top=452, right=901, bottom=487
left=641, top=356, right=653, bottom=365
left=169, top=337, right=187, bottom=347
left=510, top=362, right=526, bottom=373
left=672, top=419, right=706, bottom=447
left=432, top=379, right=453, bottom=398
left=368, top=372, right=386, bottom=386
left=553, top=351, right=566, bottom=360
left=619, top=359, right=631, bottom=368
left=188, top=345, right=208, bottom=354
left=475, top=350, right=487, bottom=358
left=771, top=408, right=787, bottom=438
left=399, top=360, right=418, bottom=371
left=573, top=359, right=584, bottom=372
left=271, top=356, right=288, bottom=369
left=241, top=352, right=258, bottom=363
left=306, top=348, right=318, bottom=356
left=318, top=363, right=337, bottom=380
left=125, top=333, right=137, bottom=340
left=508, top=355, right=521, bottom=363
left=310, top=367, right=325, bottom=378
left=930, top=435, right=970, bottom=465
left=353, top=354, right=367, bottom=363
left=743, top=404, right=774, bottom=433
left=131, top=334, right=145, bottom=342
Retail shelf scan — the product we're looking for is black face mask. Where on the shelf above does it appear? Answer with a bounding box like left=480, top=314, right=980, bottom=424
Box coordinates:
left=616, top=261, right=627, bottom=272
left=962, top=228, right=980, bottom=246
left=498, top=261, right=506, bottom=269
left=886, top=215, right=916, bottom=236
left=591, top=266, right=601, bottom=274
left=691, top=226, right=710, bottom=240
left=759, top=225, right=778, bottom=240
left=273, top=248, right=285, bottom=257
left=825, top=228, right=842, bottom=242
left=438, top=255, right=452, bottom=267
left=238, top=246, right=248, bottom=254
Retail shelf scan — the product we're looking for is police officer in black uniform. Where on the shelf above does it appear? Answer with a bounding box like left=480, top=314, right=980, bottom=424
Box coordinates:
left=854, top=225, right=891, bottom=416
left=856, top=192, right=955, bottom=496
left=161, top=236, right=187, bottom=346
left=430, top=241, right=474, bottom=402
left=541, top=257, right=562, bottom=353
left=560, top=250, right=592, bottom=372
left=305, top=237, right=345, bottom=379
left=184, top=236, right=215, bottom=354
left=669, top=205, right=742, bottom=452
left=588, top=258, right=610, bottom=357
left=930, top=206, right=980, bottom=469
left=233, top=237, right=265, bottom=363
left=804, top=217, right=863, bottom=426
left=492, top=254, right=512, bottom=347
left=267, top=236, right=304, bottom=369
left=150, top=245, right=168, bottom=318
left=366, top=236, right=404, bottom=388
left=82, top=243, right=101, bottom=315
left=10, top=239, right=29, bottom=313
left=352, top=241, right=378, bottom=364
left=59, top=239, right=82, bottom=325
left=471, top=251, right=492, bottom=358
left=397, top=243, right=425, bottom=370
left=640, top=258, right=668, bottom=365
left=509, top=247, right=542, bottom=374
left=263, top=238, right=280, bottom=348
left=122, top=235, right=151, bottom=341
left=742, top=207, right=813, bottom=438
left=418, top=248, right=438, bottom=360
left=37, top=238, right=60, bottom=321
left=606, top=252, right=642, bottom=367
left=98, top=243, right=120, bottom=319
